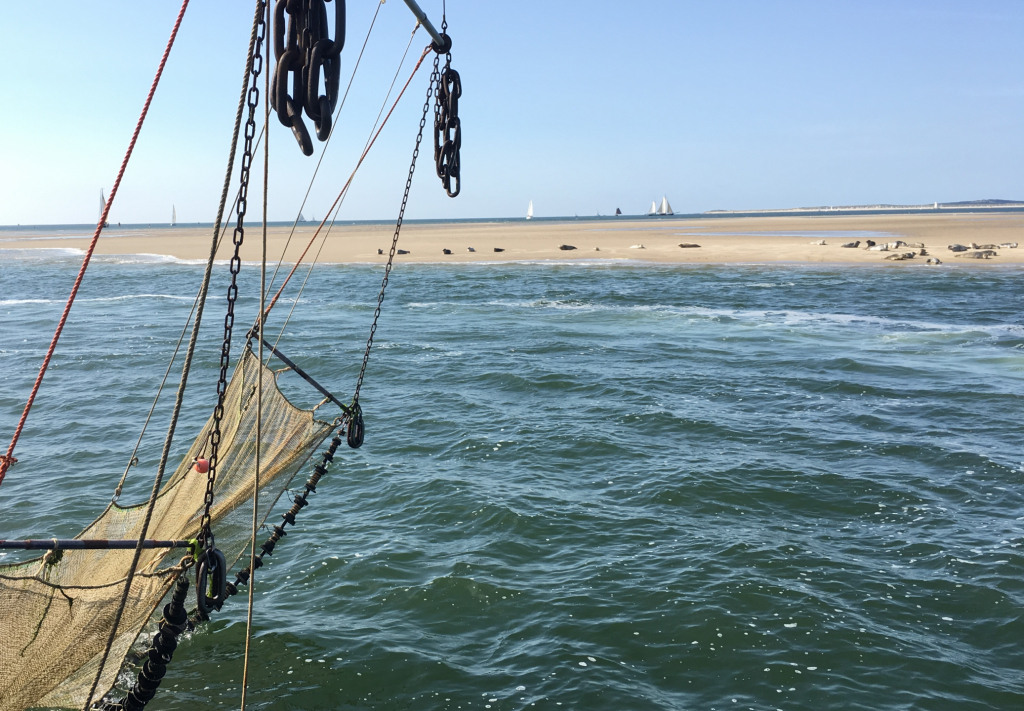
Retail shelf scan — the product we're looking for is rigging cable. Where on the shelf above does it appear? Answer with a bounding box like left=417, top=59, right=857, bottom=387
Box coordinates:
left=262, top=0, right=386, bottom=309
left=351, top=48, right=441, bottom=411
left=261, top=44, right=434, bottom=323
left=267, top=23, right=421, bottom=356
left=111, top=127, right=262, bottom=502
left=78, top=1, right=202, bottom=706
left=0, top=0, right=190, bottom=490
left=241, top=1, right=271, bottom=705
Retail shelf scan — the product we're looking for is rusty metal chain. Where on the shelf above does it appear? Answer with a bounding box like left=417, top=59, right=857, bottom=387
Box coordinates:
left=349, top=56, right=438, bottom=443
left=202, top=1, right=267, bottom=546
left=272, top=0, right=346, bottom=155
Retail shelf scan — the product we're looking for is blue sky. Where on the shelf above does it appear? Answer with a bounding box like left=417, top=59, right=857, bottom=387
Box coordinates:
left=1, top=1, right=1022, bottom=223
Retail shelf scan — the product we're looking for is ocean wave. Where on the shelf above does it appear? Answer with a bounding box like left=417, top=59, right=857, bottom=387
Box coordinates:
left=449, top=300, right=1023, bottom=336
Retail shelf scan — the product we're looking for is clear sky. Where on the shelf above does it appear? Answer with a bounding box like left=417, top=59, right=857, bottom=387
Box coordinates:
left=1, top=1, right=1022, bottom=224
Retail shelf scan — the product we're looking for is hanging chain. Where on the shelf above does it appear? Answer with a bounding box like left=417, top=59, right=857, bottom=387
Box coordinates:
left=201, top=2, right=267, bottom=546
left=351, top=57, right=438, bottom=414
left=272, top=0, right=346, bottom=155
left=433, top=14, right=460, bottom=198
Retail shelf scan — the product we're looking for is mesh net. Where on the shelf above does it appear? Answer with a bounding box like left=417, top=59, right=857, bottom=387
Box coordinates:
left=0, top=348, right=335, bottom=711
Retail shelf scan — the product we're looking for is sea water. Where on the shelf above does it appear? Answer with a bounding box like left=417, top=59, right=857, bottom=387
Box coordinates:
left=1, top=251, right=1023, bottom=710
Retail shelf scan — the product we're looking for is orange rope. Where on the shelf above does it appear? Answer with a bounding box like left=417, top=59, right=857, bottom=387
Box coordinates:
left=0, top=0, right=191, bottom=489
left=262, top=45, right=433, bottom=320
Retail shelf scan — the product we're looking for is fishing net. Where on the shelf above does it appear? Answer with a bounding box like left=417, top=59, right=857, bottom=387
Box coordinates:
left=0, top=348, right=335, bottom=711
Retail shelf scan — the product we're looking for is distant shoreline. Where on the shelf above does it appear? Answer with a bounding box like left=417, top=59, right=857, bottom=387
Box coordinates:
left=3, top=204, right=1024, bottom=232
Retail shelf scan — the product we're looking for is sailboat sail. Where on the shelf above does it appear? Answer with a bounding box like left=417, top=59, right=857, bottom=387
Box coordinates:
left=298, top=211, right=307, bottom=222
left=658, top=197, right=673, bottom=215
left=526, top=200, right=533, bottom=219
left=648, top=201, right=657, bottom=216
left=615, top=208, right=622, bottom=216
left=171, top=205, right=176, bottom=226
left=99, top=190, right=107, bottom=224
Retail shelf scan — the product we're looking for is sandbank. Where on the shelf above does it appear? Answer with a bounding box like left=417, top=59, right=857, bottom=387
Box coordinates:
left=1, top=213, right=1022, bottom=266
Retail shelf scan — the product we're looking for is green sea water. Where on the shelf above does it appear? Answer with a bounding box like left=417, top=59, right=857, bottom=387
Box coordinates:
left=1, top=251, right=1023, bottom=710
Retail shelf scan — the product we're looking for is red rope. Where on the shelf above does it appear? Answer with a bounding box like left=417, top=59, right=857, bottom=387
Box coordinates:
left=0, top=0, right=191, bottom=489
left=263, top=45, right=433, bottom=319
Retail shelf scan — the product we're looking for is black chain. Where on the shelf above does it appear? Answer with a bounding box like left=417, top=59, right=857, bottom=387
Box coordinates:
left=215, top=432, right=343, bottom=616
left=272, top=0, right=346, bottom=155
left=433, top=17, right=460, bottom=198
left=351, top=59, right=438, bottom=415
left=201, top=3, right=267, bottom=547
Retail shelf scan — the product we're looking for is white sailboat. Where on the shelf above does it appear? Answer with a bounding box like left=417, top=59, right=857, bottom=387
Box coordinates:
left=298, top=211, right=307, bottom=222
left=526, top=200, right=533, bottom=220
left=171, top=205, right=177, bottom=226
left=648, top=201, right=657, bottom=216
left=658, top=196, right=673, bottom=216
left=99, top=189, right=109, bottom=227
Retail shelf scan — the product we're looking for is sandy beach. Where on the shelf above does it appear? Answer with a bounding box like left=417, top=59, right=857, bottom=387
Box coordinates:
left=2, top=213, right=1022, bottom=265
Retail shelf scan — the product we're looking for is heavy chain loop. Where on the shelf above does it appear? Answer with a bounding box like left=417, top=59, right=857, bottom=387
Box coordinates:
left=272, top=0, right=346, bottom=155
left=202, top=1, right=267, bottom=546
left=350, top=56, right=438, bottom=438
left=433, top=17, right=460, bottom=198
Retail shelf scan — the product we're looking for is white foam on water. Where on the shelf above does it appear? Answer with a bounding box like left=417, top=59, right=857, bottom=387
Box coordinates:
left=0, top=247, right=87, bottom=259
left=0, top=298, right=56, bottom=306
left=79, top=294, right=193, bottom=303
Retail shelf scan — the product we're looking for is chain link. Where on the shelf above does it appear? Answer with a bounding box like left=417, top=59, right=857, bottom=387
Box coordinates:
left=201, top=2, right=267, bottom=545
left=351, top=57, right=439, bottom=412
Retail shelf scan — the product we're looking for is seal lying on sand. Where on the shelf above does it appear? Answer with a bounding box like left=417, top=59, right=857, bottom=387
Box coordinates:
left=841, top=241, right=860, bottom=248
left=442, top=248, right=452, bottom=255
left=678, top=243, right=701, bottom=248
left=956, top=250, right=998, bottom=259
left=493, top=248, right=504, bottom=252
left=559, top=244, right=577, bottom=251
left=397, top=249, right=410, bottom=255
left=1000, top=242, right=1018, bottom=248
left=948, top=244, right=969, bottom=252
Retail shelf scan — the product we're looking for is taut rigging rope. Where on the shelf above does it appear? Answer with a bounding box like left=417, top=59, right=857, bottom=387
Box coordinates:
left=262, top=0, right=386, bottom=317
left=351, top=49, right=440, bottom=414
left=111, top=129, right=261, bottom=502
left=260, top=44, right=433, bottom=323
left=267, top=22, right=422, bottom=357
left=241, top=2, right=271, bottom=704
